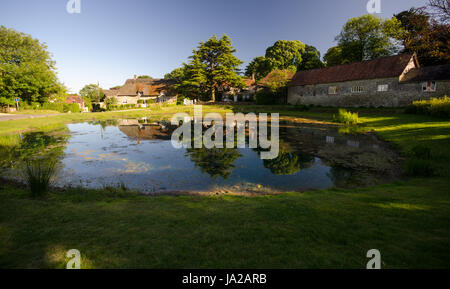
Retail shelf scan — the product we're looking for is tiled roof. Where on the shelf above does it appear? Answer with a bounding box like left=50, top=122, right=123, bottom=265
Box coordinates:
left=289, top=53, right=416, bottom=86
left=65, top=95, right=84, bottom=104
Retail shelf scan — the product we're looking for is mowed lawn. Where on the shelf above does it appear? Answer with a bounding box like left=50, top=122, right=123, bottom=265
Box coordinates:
left=0, top=105, right=449, bottom=268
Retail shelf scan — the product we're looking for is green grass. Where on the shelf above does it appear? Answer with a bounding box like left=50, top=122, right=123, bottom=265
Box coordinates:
left=0, top=105, right=449, bottom=268
left=11, top=110, right=61, bottom=115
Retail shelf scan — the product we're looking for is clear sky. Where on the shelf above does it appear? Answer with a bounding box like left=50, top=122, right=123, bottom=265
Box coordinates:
left=0, top=0, right=428, bottom=93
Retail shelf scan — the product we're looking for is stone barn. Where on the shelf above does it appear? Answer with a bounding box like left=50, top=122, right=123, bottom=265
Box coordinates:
left=288, top=53, right=450, bottom=107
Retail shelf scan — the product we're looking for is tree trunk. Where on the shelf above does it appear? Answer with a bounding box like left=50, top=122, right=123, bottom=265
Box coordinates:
left=211, top=87, right=215, bottom=102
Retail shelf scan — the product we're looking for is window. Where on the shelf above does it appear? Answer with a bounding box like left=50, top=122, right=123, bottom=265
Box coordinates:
left=377, top=84, right=389, bottom=92
left=122, top=98, right=128, bottom=104
left=422, top=81, right=436, bottom=92
left=328, top=86, right=338, bottom=95
left=351, top=86, right=364, bottom=93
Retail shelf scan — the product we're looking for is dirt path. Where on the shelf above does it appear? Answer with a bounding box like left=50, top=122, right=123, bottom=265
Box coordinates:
left=0, top=113, right=60, bottom=122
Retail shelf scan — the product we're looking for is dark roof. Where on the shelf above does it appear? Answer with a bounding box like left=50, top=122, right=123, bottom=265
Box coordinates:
left=289, top=53, right=416, bottom=86
left=401, top=64, right=450, bottom=82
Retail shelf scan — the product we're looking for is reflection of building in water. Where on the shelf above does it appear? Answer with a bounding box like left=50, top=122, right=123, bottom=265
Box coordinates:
left=118, top=120, right=176, bottom=144
left=279, top=123, right=398, bottom=174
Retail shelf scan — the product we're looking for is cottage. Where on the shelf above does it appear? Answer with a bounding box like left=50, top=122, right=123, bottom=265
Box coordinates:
left=65, top=94, right=88, bottom=112
left=288, top=53, right=450, bottom=107
left=106, top=75, right=177, bottom=106
left=222, top=76, right=257, bottom=102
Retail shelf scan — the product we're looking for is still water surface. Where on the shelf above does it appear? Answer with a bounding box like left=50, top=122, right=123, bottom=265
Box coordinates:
left=2, top=119, right=399, bottom=194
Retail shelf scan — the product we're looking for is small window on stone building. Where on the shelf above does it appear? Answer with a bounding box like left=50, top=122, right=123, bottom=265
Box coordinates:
left=377, top=84, right=388, bottom=92
left=123, top=98, right=128, bottom=104
left=328, top=86, right=338, bottom=95
left=422, top=81, right=436, bottom=92
left=351, top=86, right=364, bottom=93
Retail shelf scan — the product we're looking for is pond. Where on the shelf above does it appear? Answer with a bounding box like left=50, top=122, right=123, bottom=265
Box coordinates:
left=1, top=118, right=400, bottom=194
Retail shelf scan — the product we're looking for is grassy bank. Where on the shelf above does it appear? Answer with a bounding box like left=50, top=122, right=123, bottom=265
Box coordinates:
left=0, top=105, right=449, bottom=268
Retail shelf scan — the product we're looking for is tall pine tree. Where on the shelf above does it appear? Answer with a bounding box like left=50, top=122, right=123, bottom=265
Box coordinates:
left=196, top=35, right=244, bottom=102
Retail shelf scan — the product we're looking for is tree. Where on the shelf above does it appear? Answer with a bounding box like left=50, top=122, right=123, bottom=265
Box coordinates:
left=297, top=45, right=325, bottom=70
left=244, top=56, right=271, bottom=81
left=324, top=46, right=348, bottom=66
left=260, top=69, right=294, bottom=93
left=164, top=67, right=186, bottom=82
left=245, top=42, right=322, bottom=80
left=264, top=40, right=306, bottom=72
left=195, top=35, right=244, bottom=102
left=335, top=14, right=404, bottom=63
left=395, top=8, right=450, bottom=65
left=79, top=84, right=105, bottom=103
left=428, top=0, right=450, bottom=23
left=137, top=75, right=151, bottom=79
left=0, top=26, right=64, bottom=106
left=176, top=51, right=208, bottom=100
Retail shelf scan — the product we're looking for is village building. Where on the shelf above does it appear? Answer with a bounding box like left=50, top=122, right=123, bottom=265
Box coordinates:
left=222, top=76, right=257, bottom=102
left=65, top=94, right=88, bottom=112
left=288, top=53, right=450, bottom=107
left=106, top=75, right=177, bottom=106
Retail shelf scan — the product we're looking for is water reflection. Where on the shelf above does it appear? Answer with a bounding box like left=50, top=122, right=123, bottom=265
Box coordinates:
left=0, top=118, right=400, bottom=194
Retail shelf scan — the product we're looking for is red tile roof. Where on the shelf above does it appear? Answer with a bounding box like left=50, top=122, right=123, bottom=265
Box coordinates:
left=289, top=53, right=417, bottom=86
left=65, top=95, right=84, bottom=105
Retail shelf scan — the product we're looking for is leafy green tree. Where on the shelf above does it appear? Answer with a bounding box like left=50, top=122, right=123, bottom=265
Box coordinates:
left=245, top=42, right=322, bottom=79
left=244, top=56, right=271, bottom=81
left=79, top=84, right=105, bottom=103
left=0, top=26, right=64, bottom=106
left=335, top=14, right=404, bottom=63
left=324, top=46, right=348, bottom=66
left=265, top=40, right=306, bottom=72
left=260, top=69, right=293, bottom=93
left=104, top=96, right=117, bottom=110
left=196, top=35, right=244, bottom=102
left=395, top=8, right=450, bottom=65
left=137, top=75, right=151, bottom=79
left=297, top=45, right=325, bottom=70
left=164, top=67, right=186, bottom=82
left=176, top=51, right=208, bottom=100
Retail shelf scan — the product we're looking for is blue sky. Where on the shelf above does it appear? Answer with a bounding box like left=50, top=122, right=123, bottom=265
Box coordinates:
left=0, top=0, right=428, bottom=93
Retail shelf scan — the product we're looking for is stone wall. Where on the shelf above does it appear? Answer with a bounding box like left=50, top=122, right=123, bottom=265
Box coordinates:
left=288, top=78, right=450, bottom=107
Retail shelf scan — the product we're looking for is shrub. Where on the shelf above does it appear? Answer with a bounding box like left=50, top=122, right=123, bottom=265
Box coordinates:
left=23, top=158, right=57, bottom=197
left=405, top=96, right=450, bottom=118
left=255, top=90, right=276, bottom=105
left=64, top=103, right=80, bottom=113
left=294, top=101, right=310, bottom=111
left=333, top=109, right=359, bottom=125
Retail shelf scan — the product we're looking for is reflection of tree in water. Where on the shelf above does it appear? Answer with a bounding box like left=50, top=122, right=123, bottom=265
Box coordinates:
left=327, top=166, right=374, bottom=188
left=254, top=140, right=315, bottom=175
left=91, top=119, right=119, bottom=130
left=0, top=131, right=68, bottom=171
left=263, top=152, right=314, bottom=175
left=186, top=148, right=241, bottom=179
